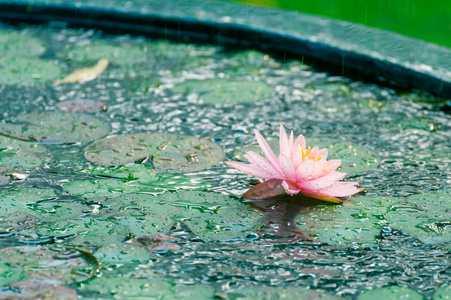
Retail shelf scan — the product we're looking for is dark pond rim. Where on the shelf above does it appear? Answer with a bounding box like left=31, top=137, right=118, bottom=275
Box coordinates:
left=0, top=0, right=450, bottom=100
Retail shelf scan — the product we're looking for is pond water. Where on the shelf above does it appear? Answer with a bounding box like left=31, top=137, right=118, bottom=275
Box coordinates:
left=0, top=22, right=450, bottom=299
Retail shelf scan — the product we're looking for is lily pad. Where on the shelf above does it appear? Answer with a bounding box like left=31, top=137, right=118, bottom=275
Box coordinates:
left=0, top=57, right=63, bottom=85
left=0, top=135, right=51, bottom=184
left=221, top=286, right=341, bottom=300
left=234, top=137, right=379, bottom=176
left=37, top=217, right=129, bottom=247
left=106, top=190, right=263, bottom=241
left=433, top=285, right=451, bottom=299
left=0, top=262, right=25, bottom=287
left=64, top=165, right=208, bottom=199
left=0, top=188, right=58, bottom=215
left=66, top=42, right=149, bottom=66
left=384, top=190, right=451, bottom=244
left=0, top=111, right=111, bottom=144
left=295, top=190, right=451, bottom=247
left=356, top=286, right=425, bottom=300
left=0, top=212, right=39, bottom=233
left=0, top=31, right=47, bottom=58
left=84, top=133, right=223, bottom=173
left=94, top=243, right=152, bottom=264
left=172, top=78, right=273, bottom=105
left=57, top=99, right=107, bottom=113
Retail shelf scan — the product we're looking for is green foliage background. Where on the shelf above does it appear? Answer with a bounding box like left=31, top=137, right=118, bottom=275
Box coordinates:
left=222, top=0, right=451, bottom=48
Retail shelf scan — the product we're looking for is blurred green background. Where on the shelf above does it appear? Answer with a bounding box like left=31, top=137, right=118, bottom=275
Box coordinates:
left=222, top=0, right=451, bottom=48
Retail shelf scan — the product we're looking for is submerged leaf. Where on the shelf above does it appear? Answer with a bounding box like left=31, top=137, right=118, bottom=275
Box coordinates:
left=0, top=30, right=47, bottom=58
left=242, top=179, right=286, bottom=199
left=0, top=57, right=64, bottom=85
left=57, top=99, right=107, bottom=113
left=54, top=58, right=109, bottom=84
left=84, top=133, right=223, bottom=173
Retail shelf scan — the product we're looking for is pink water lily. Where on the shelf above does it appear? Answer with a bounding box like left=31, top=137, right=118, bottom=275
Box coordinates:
left=227, top=125, right=363, bottom=203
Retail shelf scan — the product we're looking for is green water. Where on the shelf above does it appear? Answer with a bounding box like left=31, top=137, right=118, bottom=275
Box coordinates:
left=225, top=0, right=451, bottom=49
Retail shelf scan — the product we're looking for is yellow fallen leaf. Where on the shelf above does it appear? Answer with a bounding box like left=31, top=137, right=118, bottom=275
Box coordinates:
left=54, top=58, right=109, bottom=84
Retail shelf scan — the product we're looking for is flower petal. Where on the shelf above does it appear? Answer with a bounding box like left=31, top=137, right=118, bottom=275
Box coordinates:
left=311, top=157, right=328, bottom=179
left=296, top=159, right=315, bottom=181
left=226, top=161, right=275, bottom=179
left=319, top=182, right=363, bottom=197
left=323, top=159, right=342, bottom=175
left=282, top=180, right=301, bottom=195
left=297, top=171, right=347, bottom=191
left=254, top=130, right=283, bottom=174
left=279, top=124, right=291, bottom=156
left=245, top=151, right=282, bottom=179
left=242, top=179, right=286, bottom=199
left=292, top=134, right=306, bottom=169
left=278, top=152, right=296, bottom=182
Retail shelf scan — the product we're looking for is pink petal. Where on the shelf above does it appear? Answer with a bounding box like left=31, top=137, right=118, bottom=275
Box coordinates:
left=311, top=157, right=328, bottom=179
left=242, top=179, right=286, bottom=199
left=296, top=159, right=315, bottom=181
left=292, top=134, right=306, bottom=169
left=254, top=130, right=283, bottom=174
left=297, top=171, right=347, bottom=191
left=319, top=182, right=363, bottom=197
left=288, top=130, right=294, bottom=152
left=245, top=151, right=282, bottom=179
left=323, top=159, right=342, bottom=175
left=282, top=180, right=301, bottom=195
left=317, top=148, right=328, bottom=160
left=279, top=125, right=291, bottom=156
left=309, top=146, right=319, bottom=159
left=226, top=161, right=275, bottom=179
left=278, top=152, right=296, bottom=181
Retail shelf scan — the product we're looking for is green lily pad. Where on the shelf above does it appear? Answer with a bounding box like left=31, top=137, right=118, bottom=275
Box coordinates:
left=0, top=280, right=79, bottom=299
left=94, top=243, right=152, bottom=264
left=66, top=42, right=149, bottom=67
left=295, top=190, right=451, bottom=247
left=295, top=196, right=389, bottom=248
left=357, top=286, right=425, bottom=300
left=0, top=246, right=97, bottom=284
left=0, top=111, right=111, bottom=144
left=83, top=133, right=223, bottom=173
left=384, top=190, right=451, bottom=244
left=36, top=217, right=129, bottom=247
left=27, top=199, right=87, bottom=222
left=172, top=78, right=273, bottom=105
left=0, top=262, right=25, bottom=287
left=0, top=30, right=47, bottom=58
left=0, top=211, right=39, bottom=233
left=234, top=137, right=379, bottom=176
left=0, top=188, right=58, bottom=215
left=0, top=135, right=51, bottom=184
left=433, top=285, right=451, bottom=299
left=221, top=286, right=341, bottom=300
left=80, top=276, right=215, bottom=299
left=106, top=190, right=263, bottom=241
left=64, top=165, right=208, bottom=199
left=0, top=57, right=63, bottom=85
left=398, top=116, right=436, bottom=132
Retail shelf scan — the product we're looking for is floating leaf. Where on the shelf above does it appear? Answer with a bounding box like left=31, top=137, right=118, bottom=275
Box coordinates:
left=0, top=111, right=111, bottom=144
left=0, top=280, right=79, bottom=299
left=84, top=133, right=223, bottom=173
left=106, top=191, right=262, bottom=241
left=234, top=137, right=379, bottom=176
left=0, top=246, right=97, bottom=284
left=0, top=30, right=47, bottom=58
left=384, top=190, right=451, bottom=244
left=54, top=58, right=109, bottom=84
left=94, top=243, right=152, bottom=264
left=295, top=190, right=451, bottom=247
left=0, top=57, right=63, bottom=85
left=80, top=276, right=215, bottom=299
left=0, top=212, right=39, bottom=233
left=0, top=188, right=58, bottom=215
left=66, top=42, right=149, bottom=66
left=356, top=286, right=425, bottom=300
left=57, top=99, right=107, bottom=113
left=64, top=165, right=208, bottom=199
left=172, top=78, right=273, bottom=105
left=0, top=135, right=51, bottom=184
left=0, top=262, right=25, bottom=287
left=221, top=286, right=341, bottom=300
left=433, top=285, right=451, bottom=299
left=37, top=217, right=129, bottom=247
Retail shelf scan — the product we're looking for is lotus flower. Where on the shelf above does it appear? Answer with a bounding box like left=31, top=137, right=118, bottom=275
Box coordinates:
left=227, top=125, right=363, bottom=203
